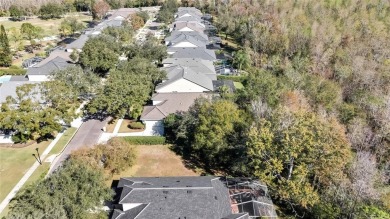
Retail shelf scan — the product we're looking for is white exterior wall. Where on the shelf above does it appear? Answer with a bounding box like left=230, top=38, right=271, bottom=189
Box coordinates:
left=156, top=78, right=209, bottom=93
left=172, top=41, right=197, bottom=47
left=0, top=134, right=13, bottom=144
left=178, top=27, right=194, bottom=31
left=27, top=75, right=50, bottom=82
left=143, top=120, right=164, bottom=136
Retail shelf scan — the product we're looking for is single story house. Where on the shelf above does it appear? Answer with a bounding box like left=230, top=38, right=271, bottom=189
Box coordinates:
left=111, top=176, right=277, bottom=219
left=162, top=58, right=217, bottom=80
left=166, top=34, right=207, bottom=48
left=165, top=31, right=209, bottom=45
left=0, top=81, right=42, bottom=104
left=26, top=56, right=74, bottom=81
left=156, top=65, right=214, bottom=93
left=65, top=34, right=90, bottom=52
left=107, top=8, right=140, bottom=21
left=140, top=92, right=209, bottom=135
left=172, top=21, right=205, bottom=33
left=177, top=7, right=203, bottom=16
left=167, top=47, right=217, bottom=61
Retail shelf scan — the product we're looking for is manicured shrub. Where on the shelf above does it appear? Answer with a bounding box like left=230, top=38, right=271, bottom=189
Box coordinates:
left=128, top=122, right=145, bottom=129
left=122, top=136, right=166, bottom=145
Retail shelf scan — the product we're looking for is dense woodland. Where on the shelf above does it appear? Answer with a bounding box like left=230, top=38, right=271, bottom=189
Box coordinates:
left=1, top=0, right=389, bottom=218
left=165, top=0, right=390, bottom=218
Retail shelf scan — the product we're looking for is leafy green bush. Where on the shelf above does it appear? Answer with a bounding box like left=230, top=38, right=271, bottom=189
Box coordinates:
left=0, top=68, right=27, bottom=76
left=128, top=122, right=145, bottom=129
left=123, top=136, right=166, bottom=145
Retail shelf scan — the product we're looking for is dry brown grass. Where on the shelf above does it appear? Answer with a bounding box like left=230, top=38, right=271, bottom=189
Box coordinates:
left=105, top=118, right=117, bottom=133
left=110, top=145, right=199, bottom=181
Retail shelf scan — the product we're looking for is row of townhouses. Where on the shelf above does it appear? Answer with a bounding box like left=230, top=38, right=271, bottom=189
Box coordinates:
left=139, top=7, right=227, bottom=136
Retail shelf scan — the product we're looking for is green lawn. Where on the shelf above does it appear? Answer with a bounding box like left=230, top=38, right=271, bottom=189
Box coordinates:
left=234, top=82, right=244, bottom=89
left=48, top=127, right=77, bottom=155
left=1, top=13, right=92, bottom=37
left=0, top=140, right=51, bottom=203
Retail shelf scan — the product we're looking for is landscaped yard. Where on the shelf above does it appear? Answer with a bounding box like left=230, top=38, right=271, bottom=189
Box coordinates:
left=118, top=119, right=145, bottom=133
left=0, top=140, right=51, bottom=203
left=110, top=144, right=199, bottom=183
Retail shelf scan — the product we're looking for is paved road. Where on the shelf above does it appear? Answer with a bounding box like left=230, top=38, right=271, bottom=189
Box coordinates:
left=49, top=119, right=107, bottom=173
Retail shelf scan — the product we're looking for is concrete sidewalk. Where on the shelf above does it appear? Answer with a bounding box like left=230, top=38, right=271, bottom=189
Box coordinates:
left=0, top=131, right=64, bottom=214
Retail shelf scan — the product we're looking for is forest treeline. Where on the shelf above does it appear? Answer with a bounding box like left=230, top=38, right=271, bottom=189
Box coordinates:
left=165, top=0, right=389, bottom=218
left=0, top=0, right=162, bottom=15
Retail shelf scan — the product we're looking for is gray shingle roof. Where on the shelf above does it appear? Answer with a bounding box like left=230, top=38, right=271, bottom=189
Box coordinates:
left=177, top=7, right=203, bottom=16
left=162, top=58, right=216, bottom=79
left=173, top=21, right=205, bottom=33
left=166, top=31, right=209, bottom=44
left=175, top=15, right=203, bottom=22
left=140, top=92, right=208, bottom=121
left=26, top=57, right=73, bottom=76
left=167, top=47, right=216, bottom=61
left=167, top=34, right=207, bottom=48
left=0, top=81, right=41, bottom=103
left=65, top=34, right=90, bottom=50
left=156, top=65, right=214, bottom=91
left=114, top=176, right=232, bottom=219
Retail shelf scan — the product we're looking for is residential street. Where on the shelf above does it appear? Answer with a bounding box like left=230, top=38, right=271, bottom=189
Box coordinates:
left=48, top=118, right=108, bottom=173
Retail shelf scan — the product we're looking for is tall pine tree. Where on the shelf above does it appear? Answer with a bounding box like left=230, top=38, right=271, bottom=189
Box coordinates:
left=0, top=25, right=12, bottom=67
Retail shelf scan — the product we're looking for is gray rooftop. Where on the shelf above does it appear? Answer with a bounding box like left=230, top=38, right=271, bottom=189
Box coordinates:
left=0, top=81, right=41, bottom=103
left=162, top=58, right=216, bottom=79
left=113, top=176, right=232, bottom=219
left=26, top=57, right=74, bottom=76
left=173, top=21, right=205, bottom=33
left=167, top=47, right=216, bottom=61
left=167, top=34, right=207, bottom=48
left=140, top=92, right=209, bottom=121
left=156, top=65, right=214, bottom=92
left=65, top=34, right=90, bottom=50
left=177, top=7, right=202, bottom=16
left=166, top=31, right=209, bottom=43
left=175, top=15, right=203, bottom=22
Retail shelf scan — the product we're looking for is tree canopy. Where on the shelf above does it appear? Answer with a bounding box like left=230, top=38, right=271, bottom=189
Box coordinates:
left=59, top=17, right=85, bottom=37
left=85, top=57, right=165, bottom=118
left=0, top=25, right=12, bottom=67
left=79, top=35, right=122, bottom=73
left=6, top=158, right=112, bottom=219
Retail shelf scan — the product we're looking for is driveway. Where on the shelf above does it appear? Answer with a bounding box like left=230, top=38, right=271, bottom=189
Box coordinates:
left=48, top=118, right=108, bottom=173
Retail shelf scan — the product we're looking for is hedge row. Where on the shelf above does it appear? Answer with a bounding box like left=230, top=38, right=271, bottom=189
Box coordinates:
left=128, top=122, right=145, bottom=129
left=122, top=136, right=166, bottom=145
left=0, top=68, right=27, bottom=76
left=217, top=75, right=247, bottom=83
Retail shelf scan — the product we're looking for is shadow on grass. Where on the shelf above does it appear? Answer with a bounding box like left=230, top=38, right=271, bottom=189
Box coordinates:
left=168, top=144, right=218, bottom=176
